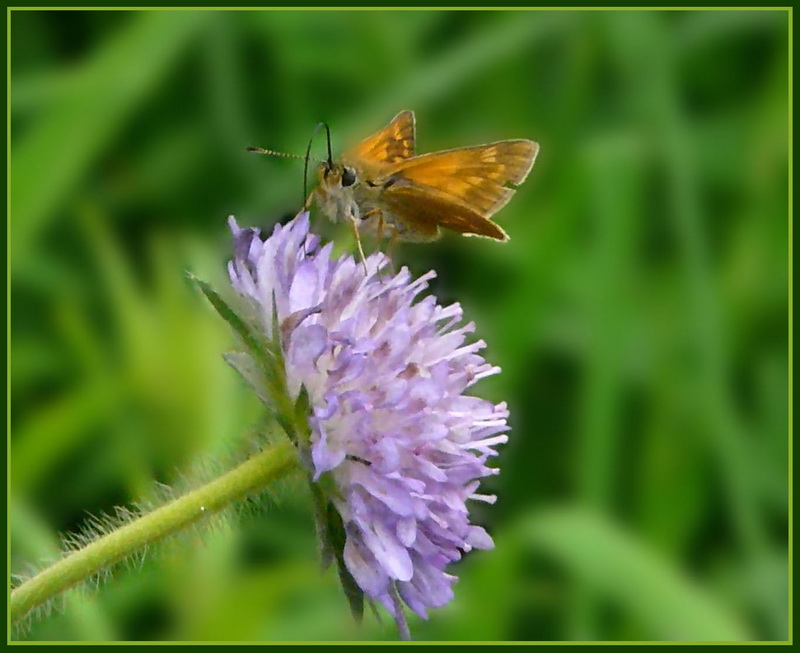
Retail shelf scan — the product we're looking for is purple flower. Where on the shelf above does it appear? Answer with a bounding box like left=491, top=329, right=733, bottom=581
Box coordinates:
left=227, top=213, right=509, bottom=638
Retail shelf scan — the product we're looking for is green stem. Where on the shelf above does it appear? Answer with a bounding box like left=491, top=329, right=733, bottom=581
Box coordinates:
left=11, top=439, right=298, bottom=624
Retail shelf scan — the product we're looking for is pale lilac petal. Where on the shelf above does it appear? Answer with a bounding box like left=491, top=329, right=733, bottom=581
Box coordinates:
left=344, top=533, right=388, bottom=597
left=466, top=525, right=495, bottom=550
left=397, top=518, right=417, bottom=547
left=361, top=520, right=414, bottom=582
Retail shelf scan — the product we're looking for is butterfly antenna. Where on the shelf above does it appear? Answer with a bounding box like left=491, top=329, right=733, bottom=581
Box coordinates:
left=303, top=121, right=334, bottom=209
left=247, top=143, right=325, bottom=215
left=246, top=146, right=308, bottom=160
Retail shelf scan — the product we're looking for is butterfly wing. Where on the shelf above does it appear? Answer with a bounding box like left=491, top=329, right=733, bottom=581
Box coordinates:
left=383, top=139, right=538, bottom=219
left=343, top=110, right=416, bottom=166
left=379, top=184, right=509, bottom=242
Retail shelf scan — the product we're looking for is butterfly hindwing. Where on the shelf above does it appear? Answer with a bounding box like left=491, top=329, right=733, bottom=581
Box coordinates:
left=380, top=183, right=509, bottom=242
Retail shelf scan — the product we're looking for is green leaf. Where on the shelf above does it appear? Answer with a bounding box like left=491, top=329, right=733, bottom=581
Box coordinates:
left=191, top=276, right=296, bottom=439
left=521, top=507, right=751, bottom=641
left=293, top=385, right=313, bottom=446
left=271, top=291, right=283, bottom=355
left=191, top=276, right=267, bottom=357
left=306, top=476, right=365, bottom=624
left=223, top=353, right=269, bottom=405
left=325, top=501, right=364, bottom=624
left=308, top=479, right=334, bottom=571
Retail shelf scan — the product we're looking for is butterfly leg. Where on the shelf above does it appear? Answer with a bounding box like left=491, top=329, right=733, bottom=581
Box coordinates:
left=374, top=214, right=401, bottom=275
left=355, top=208, right=392, bottom=275
left=361, top=209, right=395, bottom=278
left=385, top=233, right=399, bottom=275
left=302, top=190, right=317, bottom=257
left=349, top=218, right=369, bottom=276
left=373, top=210, right=385, bottom=248
left=356, top=208, right=383, bottom=244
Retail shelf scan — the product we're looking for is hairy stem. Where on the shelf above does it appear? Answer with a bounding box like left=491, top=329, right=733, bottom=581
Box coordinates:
left=11, top=439, right=298, bottom=624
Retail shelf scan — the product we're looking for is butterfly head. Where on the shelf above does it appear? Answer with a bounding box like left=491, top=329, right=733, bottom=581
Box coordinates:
left=305, top=121, right=357, bottom=206
left=318, top=161, right=358, bottom=192
left=311, top=160, right=362, bottom=225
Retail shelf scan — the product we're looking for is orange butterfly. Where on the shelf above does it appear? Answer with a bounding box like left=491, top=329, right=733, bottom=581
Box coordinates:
left=251, top=111, right=539, bottom=261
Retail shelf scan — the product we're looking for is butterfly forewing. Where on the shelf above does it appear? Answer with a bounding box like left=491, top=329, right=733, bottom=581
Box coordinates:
left=345, top=110, right=416, bottom=166
left=382, top=140, right=538, bottom=218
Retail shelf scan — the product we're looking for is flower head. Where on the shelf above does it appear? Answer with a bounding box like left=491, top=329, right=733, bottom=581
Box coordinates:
left=227, top=213, right=509, bottom=637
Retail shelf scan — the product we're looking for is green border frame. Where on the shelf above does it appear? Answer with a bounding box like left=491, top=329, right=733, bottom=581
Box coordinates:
left=6, top=6, right=793, bottom=645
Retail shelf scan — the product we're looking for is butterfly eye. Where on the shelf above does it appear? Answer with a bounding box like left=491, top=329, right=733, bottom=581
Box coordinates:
left=341, top=167, right=356, bottom=187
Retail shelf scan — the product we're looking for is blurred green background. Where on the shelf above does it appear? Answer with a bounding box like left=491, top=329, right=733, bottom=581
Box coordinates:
left=9, top=9, right=789, bottom=642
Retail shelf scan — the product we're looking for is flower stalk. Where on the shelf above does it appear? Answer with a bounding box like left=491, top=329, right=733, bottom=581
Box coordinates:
left=11, top=438, right=298, bottom=624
